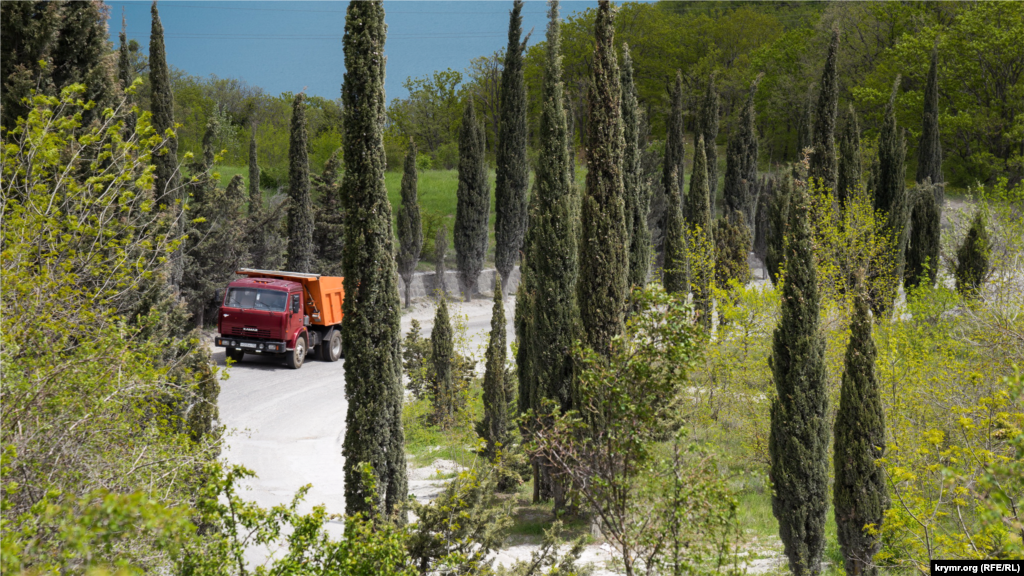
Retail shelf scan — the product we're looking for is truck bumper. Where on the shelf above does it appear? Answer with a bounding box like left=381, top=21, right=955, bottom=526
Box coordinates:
left=215, top=336, right=290, bottom=353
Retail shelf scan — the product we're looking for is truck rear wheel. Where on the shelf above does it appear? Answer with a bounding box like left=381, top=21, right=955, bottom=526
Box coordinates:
left=286, top=335, right=306, bottom=369
left=226, top=348, right=244, bottom=362
left=320, top=330, right=342, bottom=362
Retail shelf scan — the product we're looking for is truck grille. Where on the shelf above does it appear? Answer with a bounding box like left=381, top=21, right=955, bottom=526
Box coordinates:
left=232, top=326, right=271, bottom=338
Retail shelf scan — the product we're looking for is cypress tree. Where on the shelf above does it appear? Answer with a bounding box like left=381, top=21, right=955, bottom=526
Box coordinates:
left=917, top=47, right=944, bottom=206
left=516, top=0, right=579, bottom=419
left=340, top=0, right=407, bottom=520
left=430, top=298, right=456, bottom=428
left=0, top=1, right=58, bottom=131
left=687, top=136, right=714, bottom=327
left=435, top=226, right=449, bottom=299
left=663, top=71, right=686, bottom=213
left=834, top=286, right=888, bottom=576
left=954, top=210, right=990, bottom=299
left=908, top=48, right=944, bottom=292
left=872, top=77, right=909, bottom=303
left=313, top=148, right=345, bottom=276
left=837, top=105, right=862, bottom=208
left=397, top=142, right=424, bottom=308
left=149, top=1, right=178, bottom=210
left=248, top=127, right=261, bottom=218
left=481, top=276, right=510, bottom=460
left=117, top=14, right=136, bottom=135
left=769, top=179, right=829, bottom=576
left=766, top=176, right=791, bottom=286
left=714, top=211, right=752, bottom=289
left=904, top=181, right=940, bottom=290
left=286, top=93, right=314, bottom=274
left=724, top=77, right=761, bottom=226
left=697, top=73, right=721, bottom=215
left=494, top=0, right=529, bottom=288
left=622, top=44, right=650, bottom=289
left=662, top=167, right=687, bottom=295
left=754, top=176, right=773, bottom=279
left=579, top=0, right=628, bottom=355
left=50, top=0, right=114, bottom=126
left=455, top=100, right=490, bottom=301
left=808, top=29, right=839, bottom=194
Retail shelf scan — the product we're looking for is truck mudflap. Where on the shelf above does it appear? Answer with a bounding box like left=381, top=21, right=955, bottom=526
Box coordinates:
left=215, top=336, right=288, bottom=353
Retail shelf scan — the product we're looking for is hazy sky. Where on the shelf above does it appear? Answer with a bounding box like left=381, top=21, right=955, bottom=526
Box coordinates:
left=107, top=1, right=605, bottom=101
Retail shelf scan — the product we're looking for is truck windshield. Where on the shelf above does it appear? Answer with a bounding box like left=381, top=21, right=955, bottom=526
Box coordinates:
left=225, top=288, right=288, bottom=312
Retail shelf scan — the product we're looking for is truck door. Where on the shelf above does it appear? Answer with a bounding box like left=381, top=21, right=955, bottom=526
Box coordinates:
left=288, top=292, right=305, bottom=344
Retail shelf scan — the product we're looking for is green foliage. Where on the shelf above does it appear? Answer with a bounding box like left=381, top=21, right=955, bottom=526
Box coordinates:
left=687, top=136, right=715, bottom=327
left=697, top=73, right=721, bottom=213
left=662, top=71, right=685, bottom=215
left=766, top=175, right=791, bottom=285
left=916, top=48, right=944, bottom=198
left=578, top=0, right=628, bottom=358
left=530, top=287, right=740, bottom=576
left=713, top=212, right=751, bottom=291
left=769, top=178, right=829, bottom=576
left=494, top=0, right=529, bottom=287
left=388, top=68, right=465, bottom=163
left=286, top=93, right=314, bottom=273
left=397, top=142, right=424, bottom=307
left=954, top=209, right=990, bottom=299
left=340, top=0, right=407, bottom=520
left=430, top=298, right=460, bottom=429
left=808, top=29, right=839, bottom=194
left=454, top=101, right=490, bottom=301
left=402, top=320, right=432, bottom=401
left=722, top=77, right=760, bottom=226
left=833, top=290, right=888, bottom=576
left=871, top=78, right=909, bottom=314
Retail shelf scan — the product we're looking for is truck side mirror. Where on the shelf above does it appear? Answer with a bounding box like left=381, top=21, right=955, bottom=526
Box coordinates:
left=214, top=289, right=222, bottom=304
left=292, top=296, right=300, bottom=314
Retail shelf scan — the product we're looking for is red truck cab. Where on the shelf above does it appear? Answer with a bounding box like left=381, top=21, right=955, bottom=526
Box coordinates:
left=214, top=270, right=344, bottom=369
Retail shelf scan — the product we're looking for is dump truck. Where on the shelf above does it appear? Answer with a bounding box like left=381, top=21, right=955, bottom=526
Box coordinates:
left=214, top=269, right=344, bottom=369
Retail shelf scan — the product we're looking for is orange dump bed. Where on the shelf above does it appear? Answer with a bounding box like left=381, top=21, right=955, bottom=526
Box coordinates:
left=236, top=268, right=344, bottom=326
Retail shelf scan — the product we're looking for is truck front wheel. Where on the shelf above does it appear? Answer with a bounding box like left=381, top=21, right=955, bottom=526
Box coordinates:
left=226, top=348, right=244, bottom=362
left=286, top=335, right=306, bottom=369
left=320, top=330, right=342, bottom=362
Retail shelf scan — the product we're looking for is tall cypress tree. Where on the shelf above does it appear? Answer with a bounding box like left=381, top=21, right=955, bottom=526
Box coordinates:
left=494, top=0, right=529, bottom=288
left=837, top=105, right=862, bottom=208
left=579, top=0, right=628, bottom=356
left=313, top=148, right=344, bottom=276
left=754, top=176, right=773, bottom=278
left=808, top=29, right=839, bottom=194
left=340, top=0, right=406, bottom=520
left=834, top=287, right=888, bottom=576
left=149, top=1, right=178, bottom=210
left=662, top=167, right=687, bottom=295
left=765, top=176, right=791, bottom=285
left=516, top=0, right=579, bottom=421
left=796, top=84, right=814, bottom=157
left=117, top=14, right=136, bottom=135
left=622, top=44, right=650, bottom=289
left=916, top=47, right=944, bottom=205
left=663, top=71, right=686, bottom=213
left=455, top=101, right=490, bottom=301
left=397, top=142, right=423, bottom=308
left=697, top=73, right=721, bottom=215
left=687, top=136, right=714, bottom=327
left=481, top=276, right=510, bottom=460
left=286, top=93, right=314, bottom=274
left=769, top=179, right=829, bottom=576
left=873, top=77, right=909, bottom=303
left=908, top=48, right=944, bottom=292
